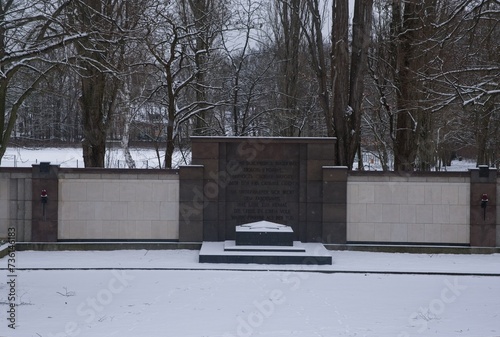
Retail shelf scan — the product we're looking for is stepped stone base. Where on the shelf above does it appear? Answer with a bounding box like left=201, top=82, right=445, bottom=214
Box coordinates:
left=199, top=221, right=332, bottom=265
left=199, top=241, right=332, bottom=265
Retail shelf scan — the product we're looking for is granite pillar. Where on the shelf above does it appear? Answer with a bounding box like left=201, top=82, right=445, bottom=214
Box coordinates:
left=469, top=166, right=497, bottom=247
left=178, top=165, right=205, bottom=242
left=322, top=166, right=348, bottom=244
left=31, top=163, right=59, bottom=242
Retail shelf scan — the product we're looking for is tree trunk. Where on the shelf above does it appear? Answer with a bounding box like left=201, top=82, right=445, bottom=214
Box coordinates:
left=80, top=69, right=107, bottom=168
left=392, top=0, right=421, bottom=171
left=118, top=75, right=136, bottom=169
left=164, top=84, right=176, bottom=169
left=331, top=0, right=349, bottom=166
left=348, top=0, right=373, bottom=167
left=74, top=0, right=111, bottom=168
left=189, top=0, right=211, bottom=136
left=164, top=62, right=176, bottom=169
left=416, top=110, right=434, bottom=171
left=276, top=0, right=302, bottom=137
left=475, top=102, right=494, bottom=166
left=332, top=0, right=373, bottom=169
left=0, top=81, right=10, bottom=165
left=82, top=138, right=106, bottom=168
left=305, top=0, right=334, bottom=137
left=165, top=121, right=175, bottom=169
left=121, top=123, right=135, bottom=169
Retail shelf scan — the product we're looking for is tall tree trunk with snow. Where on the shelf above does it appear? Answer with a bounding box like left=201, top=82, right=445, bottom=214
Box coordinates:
left=331, top=0, right=373, bottom=169
left=163, top=37, right=178, bottom=170
left=80, top=68, right=108, bottom=168
left=391, top=0, right=421, bottom=171
left=304, top=0, right=334, bottom=138
left=72, top=0, right=143, bottom=168
left=348, top=0, right=373, bottom=168
left=277, top=0, right=302, bottom=137
left=188, top=0, right=210, bottom=136
left=71, top=0, right=117, bottom=168
left=119, top=82, right=136, bottom=169
left=391, top=0, right=439, bottom=171
left=121, top=121, right=135, bottom=168
left=331, top=0, right=349, bottom=166
left=165, top=68, right=176, bottom=169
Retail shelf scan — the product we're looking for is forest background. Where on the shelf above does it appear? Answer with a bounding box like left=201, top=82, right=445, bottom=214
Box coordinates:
left=0, top=0, right=498, bottom=170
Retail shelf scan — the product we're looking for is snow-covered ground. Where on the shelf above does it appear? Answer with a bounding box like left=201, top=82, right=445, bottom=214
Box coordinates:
left=0, top=147, right=190, bottom=169
left=1, top=146, right=479, bottom=171
left=1, top=249, right=499, bottom=336
left=355, top=153, right=478, bottom=172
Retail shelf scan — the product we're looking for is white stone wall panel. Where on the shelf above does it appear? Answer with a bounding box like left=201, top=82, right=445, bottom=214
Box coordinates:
left=59, top=177, right=179, bottom=240
left=347, top=176, right=470, bottom=244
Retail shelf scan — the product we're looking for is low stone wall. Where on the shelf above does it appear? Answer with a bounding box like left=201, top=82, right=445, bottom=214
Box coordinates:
left=1, top=150, right=498, bottom=248
left=1, top=166, right=179, bottom=242
left=347, top=173, right=471, bottom=244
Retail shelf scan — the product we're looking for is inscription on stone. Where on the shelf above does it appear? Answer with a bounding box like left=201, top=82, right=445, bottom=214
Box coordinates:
left=227, top=160, right=299, bottom=225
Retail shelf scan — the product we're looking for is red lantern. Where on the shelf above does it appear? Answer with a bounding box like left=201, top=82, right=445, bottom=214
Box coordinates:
left=41, top=189, right=48, bottom=204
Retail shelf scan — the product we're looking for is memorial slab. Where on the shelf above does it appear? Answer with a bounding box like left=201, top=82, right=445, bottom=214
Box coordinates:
left=235, top=221, right=294, bottom=246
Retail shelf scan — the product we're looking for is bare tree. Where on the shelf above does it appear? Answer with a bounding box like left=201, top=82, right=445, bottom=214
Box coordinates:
left=366, top=0, right=498, bottom=170
left=429, top=0, right=500, bottom=166
left=269, top=0, right=307, bottom=136
left=0, top=0, right=86, bottom=164
left=216, top=0, right=278, bottom=136
left=115, top=3, right=151, bottom=169
left=15, top=65, right=81, bottom=143
left=68, top=0, right=146, bottom=167
left=363, top=0, right=397, bottom=171
left=178, top=0, right=228, bottom=135
left=144, top=1, right=226, bottom=168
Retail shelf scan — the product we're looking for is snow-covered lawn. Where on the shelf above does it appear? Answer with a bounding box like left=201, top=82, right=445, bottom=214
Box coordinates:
left=1, top=146, right=479, bottom=171
left=1, top=250, right=499, bottom=337
left=1, top=147, right=190, bottom=169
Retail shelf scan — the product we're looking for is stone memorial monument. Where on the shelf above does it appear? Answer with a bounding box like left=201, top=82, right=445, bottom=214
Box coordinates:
left=179, top=137, right=346, bottom=244
left=199, top=220, right=332, bottom=264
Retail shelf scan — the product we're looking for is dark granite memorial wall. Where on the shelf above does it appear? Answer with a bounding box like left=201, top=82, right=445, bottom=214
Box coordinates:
left=179, top=137, right=346, bottom=243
